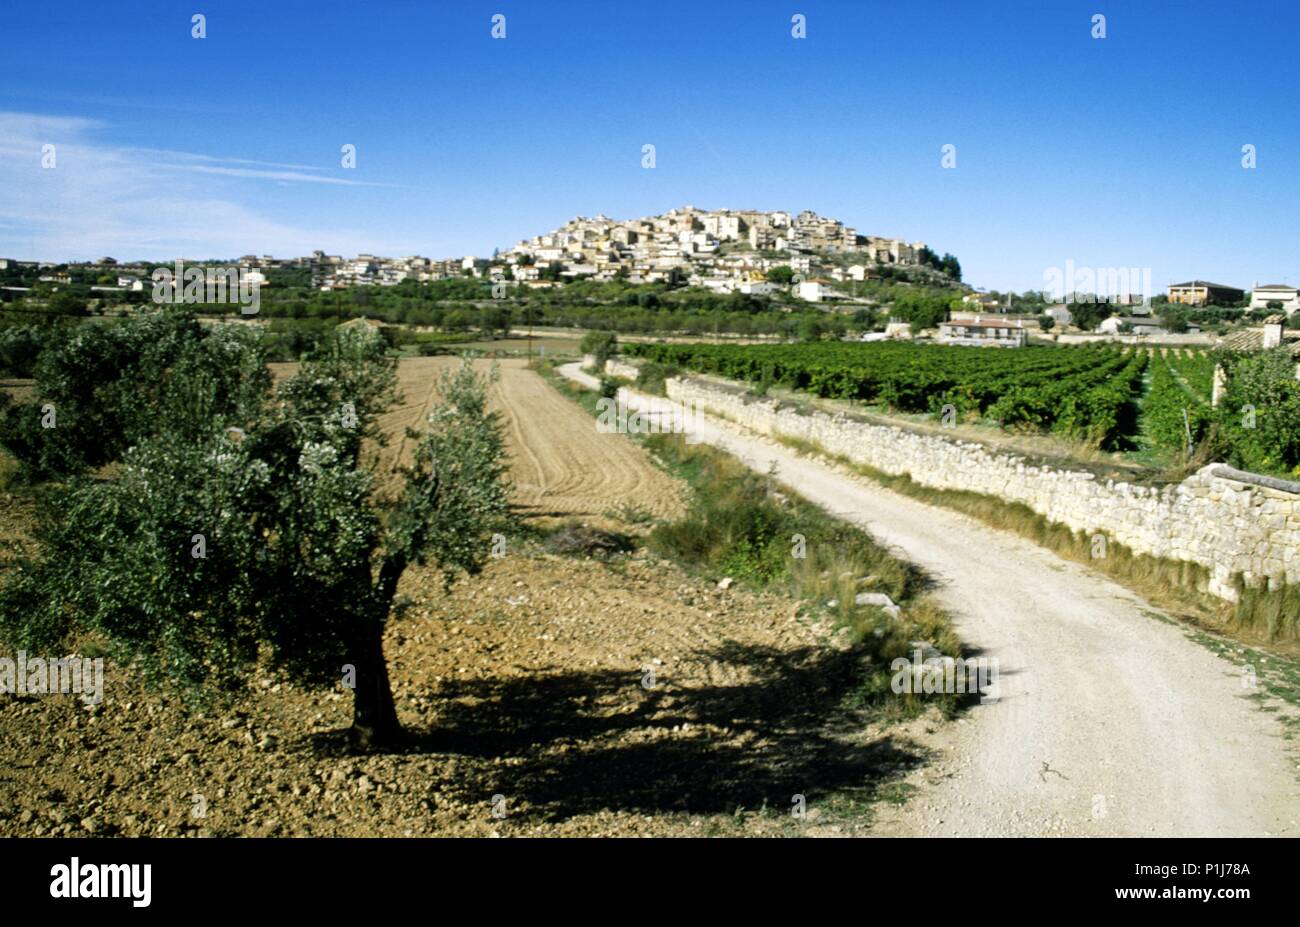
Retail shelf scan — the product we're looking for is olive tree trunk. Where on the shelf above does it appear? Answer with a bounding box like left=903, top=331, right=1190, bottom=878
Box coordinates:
left=347, top=555, right=406, bottom=749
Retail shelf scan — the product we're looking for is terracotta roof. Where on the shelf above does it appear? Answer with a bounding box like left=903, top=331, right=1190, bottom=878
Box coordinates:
left=1221, top=329, right=1260, bottom=351
left=1221, top=327, right=1300, bottom=355
left=943, top=320, right=1025, bottom=331
left=1168, top=280, right=1243, bottom=291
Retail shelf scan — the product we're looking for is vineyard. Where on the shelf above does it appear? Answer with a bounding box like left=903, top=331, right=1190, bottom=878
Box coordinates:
left=622, top=340, right=1300, bottom=474
left=1142, top=348, right=1214, bottom=455
left=625, top=341, right=1154, bottom=450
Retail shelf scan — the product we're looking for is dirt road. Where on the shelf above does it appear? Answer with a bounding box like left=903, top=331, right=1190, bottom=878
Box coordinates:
left=559, top=363, right=1300, bottom=836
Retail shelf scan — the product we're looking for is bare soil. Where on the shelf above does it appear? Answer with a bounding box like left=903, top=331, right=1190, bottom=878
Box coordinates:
left=271, top=356, right=687, bottom=527
left=0, top=357, right=909, bottom=837
left=0, top=551, right=924, bottom=837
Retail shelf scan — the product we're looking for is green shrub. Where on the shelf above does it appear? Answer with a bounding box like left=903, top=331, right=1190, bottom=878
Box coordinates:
left=0, top=324, right=48, bottom=377
left=580, top=330, right=618, bottom=367
left=0, top=311, right=270, bottom=481
left=636, top=361, right=680, bottom=396
left=1215, top=347, right=1300, bottom=476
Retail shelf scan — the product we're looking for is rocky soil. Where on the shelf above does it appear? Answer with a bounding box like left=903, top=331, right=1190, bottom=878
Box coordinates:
left=0, top=550, right=934, bottom=837
left=0, top=359, right=930, bottom=837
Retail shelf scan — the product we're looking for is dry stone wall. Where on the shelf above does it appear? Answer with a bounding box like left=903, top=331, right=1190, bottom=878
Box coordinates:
left=662, top=375, right=1299, bottom=601
left=603, top=359, right=641, bottom=380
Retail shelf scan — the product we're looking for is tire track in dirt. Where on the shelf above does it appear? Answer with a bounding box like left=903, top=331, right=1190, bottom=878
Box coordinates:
left=484, top=360, right=685, bottom=526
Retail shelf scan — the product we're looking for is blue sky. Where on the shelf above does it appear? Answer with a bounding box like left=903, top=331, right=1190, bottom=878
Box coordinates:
left=3, top=0, right=1299, bottom=293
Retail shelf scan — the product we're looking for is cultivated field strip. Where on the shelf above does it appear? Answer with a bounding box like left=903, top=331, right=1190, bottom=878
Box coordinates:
left=272, top=356, right=685, bottom=522
left=373, top=357, right=690, bottom=523
left=485, top=360, right=686, bottom=524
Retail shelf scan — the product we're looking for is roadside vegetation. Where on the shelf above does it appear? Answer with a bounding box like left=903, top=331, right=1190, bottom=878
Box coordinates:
left=547, top=364, right=973, bottom=719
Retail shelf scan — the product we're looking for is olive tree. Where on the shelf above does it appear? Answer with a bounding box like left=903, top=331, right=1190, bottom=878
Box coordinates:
left=0, top=317, right=511, bottom=748
left=0, top=311, right=269, bottom=480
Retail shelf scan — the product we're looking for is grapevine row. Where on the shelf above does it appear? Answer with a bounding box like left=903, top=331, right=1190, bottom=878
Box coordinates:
left=626, top=341, right=1147, bottom=447
left=1143, top=350, right=1212, bottom=454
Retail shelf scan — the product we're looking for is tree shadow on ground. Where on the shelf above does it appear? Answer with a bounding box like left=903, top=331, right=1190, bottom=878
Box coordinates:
left=389, top=640, right=929, bottom=822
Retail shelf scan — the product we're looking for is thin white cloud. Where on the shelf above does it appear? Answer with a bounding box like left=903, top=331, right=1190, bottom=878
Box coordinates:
left=170, top=164, right=387, bottom=186
left=0, top=111, right=405, bottom=260
left=127, top=148, right=325, bottom=172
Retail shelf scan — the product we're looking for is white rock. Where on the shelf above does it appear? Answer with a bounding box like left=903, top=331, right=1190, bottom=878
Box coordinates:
left=856, top=592, right=902, bottom=618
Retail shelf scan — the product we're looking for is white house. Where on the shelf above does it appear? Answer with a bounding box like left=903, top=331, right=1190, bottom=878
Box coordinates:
left=937, top=317, right=1028, bottom=347
left=798, top=279, right=847, bottom=302
left=698, top=277, right=737, bottom=293
left=1098, top=316, right=1168, bottom=336
left=1249, top=284, right=1300, bottom=314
